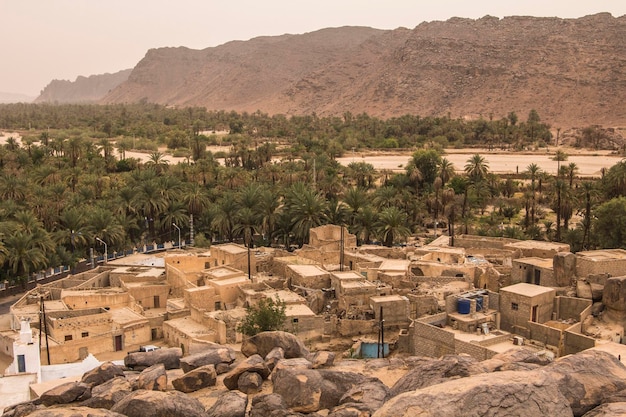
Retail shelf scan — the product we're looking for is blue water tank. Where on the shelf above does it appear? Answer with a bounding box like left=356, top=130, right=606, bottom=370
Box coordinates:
left=475, top=296, right=484, bottom=312
left=458, top=298, right=471, bottom=314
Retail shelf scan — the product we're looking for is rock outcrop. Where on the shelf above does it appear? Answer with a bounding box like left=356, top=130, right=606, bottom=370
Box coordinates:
left=241, top=331, right=311, bottom=359
left=124, top=347, right=182, bottom=370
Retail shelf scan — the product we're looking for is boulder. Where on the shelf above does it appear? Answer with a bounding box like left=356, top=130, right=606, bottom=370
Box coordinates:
left=373, top=370, right=573, bottom=417
left=603, top=277, right=626, bottom=320
left=339, top=380, right=389, bottom=412
left=81, top=361, right=125, bottom=388
left=207, top=390, right=248, bottom=417
left=388, top=354, right=487, bottom=399
left=491, top=347, right=553, bottom=366
left=180, top=346, right=236, bottom=373
left=264, top=346, right=285, bottom=371
left=223, top=354, right=270, bottom=390
left=124, top=347, right=182, bottom=370
left=215, top=362, right=232, bottom=374
left=238, top=371, right=264, bottom=394
left=553, top=252, right=576, bottom=287
left=250, top=393, right=307, bottom=417
left=241, top=331, right=310, bottom=359
left=273, top=367, right=381, bottom=413
left=2, top=401, right=41, bottom=417
left=272, top=368, right=329, bottom=413
left=110, top=389, right=207, bottom=417
left=272, top=357, right=313, bottom=375
left=543, top=349, right=626, bottom=416
left=171, top=364, right=217, bottom=393
left=311, top=350, right=336, bottom=369
left=27, top=407, right=125, bottom=417
left=40, top=381, right=92, bottom=406
left=582, top=402, right=626, bottom=416
left=81, top=376, right=132, bottom=409
left=133, top=363, right=167, bottom=391
left=577, top=280, right=593, bottom=300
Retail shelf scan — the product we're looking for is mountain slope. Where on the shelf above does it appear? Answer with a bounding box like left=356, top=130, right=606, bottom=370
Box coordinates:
left=36, top=69, right=132, bottom=103
left=100, top=14, right=626, bottom=128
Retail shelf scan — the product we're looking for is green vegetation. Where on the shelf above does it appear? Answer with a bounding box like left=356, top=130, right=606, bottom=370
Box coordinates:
left=0, top=103, right=622, bottom=287
left=236, top=296, right=287, bottom=336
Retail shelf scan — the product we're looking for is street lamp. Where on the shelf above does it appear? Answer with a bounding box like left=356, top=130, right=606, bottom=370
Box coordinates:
left=95, top=237, right=107, bottom=263
left=172, top=223, right=181, bottom=248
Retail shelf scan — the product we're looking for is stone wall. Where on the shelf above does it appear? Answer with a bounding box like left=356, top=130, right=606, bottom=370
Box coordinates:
left=454, top=235, right=520, bottom=250
left=454, top=339, right=497, bottom=361
left=564, top=330, right=596, bottom=355
left=528, top=321, right=562, bottom=349
left=576, top=255, right=626, bottom=278
left=411, top=320, right=455, bottom=358
left=556, top=296, right=592, bottom=321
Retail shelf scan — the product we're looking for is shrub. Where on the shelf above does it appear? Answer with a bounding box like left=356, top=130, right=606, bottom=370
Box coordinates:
left=237, top=296, right=287, bottom=336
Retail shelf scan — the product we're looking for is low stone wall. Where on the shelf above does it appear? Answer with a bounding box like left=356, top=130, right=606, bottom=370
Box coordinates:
left=564, top=330, right=596, bottom=355
left=455, top=339, right=497, bottom=361
left=528, top=321, right=562, bottom=348
left=411, top=320, right=455, bottom=358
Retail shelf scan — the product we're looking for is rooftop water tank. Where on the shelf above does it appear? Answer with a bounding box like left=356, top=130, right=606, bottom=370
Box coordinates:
left=458, top=298, right=471, bottom=314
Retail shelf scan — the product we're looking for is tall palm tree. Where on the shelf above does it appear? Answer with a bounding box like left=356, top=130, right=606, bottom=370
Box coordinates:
left=579, top=181, right=599, bottom=250
left=133, top=179, right=168, bottom=241
left=4, top=231, right=48, bottom=286
left=525, top=163, right=542, bottom=225
left=375, top=206, right=411, bottom=247
left=464, top=154, right=489, bottom=183
left=438, top=158, right=455, bottom=185
left=566, top=162, right=579, bottom=188
left=283, top=182, right=328, bottom=246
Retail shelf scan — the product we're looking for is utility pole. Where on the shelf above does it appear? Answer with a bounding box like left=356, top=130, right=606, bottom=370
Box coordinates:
left=40, top=297, right=50, bottom=365
left=378, top=306, right=385, bottom=359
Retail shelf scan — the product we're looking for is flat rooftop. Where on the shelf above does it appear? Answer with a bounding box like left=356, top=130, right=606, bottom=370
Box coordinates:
left=208, top=275, right=249, bottom=287
left=109, top=307, right=147, bottom=325
left=213, top=244, right=247, bottom=255
left=576, top=249, right=626, bottom=261
left=288, top=264, right=329, bottom=277
left=514, top=257, right=554, bottom=269
left=286, top=304, right=315, bottom=317
left=342, top=280, right=377, bottom=290
left=370, top=294, right=408, bottom=303
left=332, top=271, right=364, bottom=280
left=205, top=266, right=243, bottom=278
left=501, top=282, right=555, bottom=297
left=379, top=259, right=409, bottom=271
left=166, top=316, right=215, bottom=337
left=505, top=240, right=570, bottom=251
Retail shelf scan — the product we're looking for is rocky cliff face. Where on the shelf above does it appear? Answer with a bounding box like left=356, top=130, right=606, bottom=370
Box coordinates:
left=99, top=14, right=626, bottom=127
left=35, top=69, right=132, bottom=103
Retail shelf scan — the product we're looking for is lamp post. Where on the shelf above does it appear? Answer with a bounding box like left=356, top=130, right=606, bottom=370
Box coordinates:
left=172, top=223, right=181, bottom=248
left=95, top=237, right=107, bottom=263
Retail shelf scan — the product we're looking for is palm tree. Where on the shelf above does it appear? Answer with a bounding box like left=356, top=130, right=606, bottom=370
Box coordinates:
left=145, top=151, right=169, bottom=174
left=4, top=231, right=48, bottom=286
left=283, top=182, right=328, bottom=246
left=233, top=207, right=261, bottom=248
left=438, top=158, right=455, bottom=185
left=525, top=163, right=542, bottom=225
left=375, top=206, right=411, bottom=247
left=133, top=180, right=168, bottom=241
left=211, top=194, right=240, bottom=242
left=565, top=162, right=579, bottom=188
left=353, top=206, right=378, bottom=245
left=464, top=154, right=489, bottom=183
left=552, top=150, right=568, bottom=177
left=578, top=181, right=598, bottom=250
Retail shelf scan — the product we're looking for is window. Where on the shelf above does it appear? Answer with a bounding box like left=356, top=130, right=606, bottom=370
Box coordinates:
left=292, top=318, right=299, bottom=323
left=511, top=303, right=519, bottom=311
left=65, top=335, right=73, bottom=341
left=81, top=332, right=89, bottom=338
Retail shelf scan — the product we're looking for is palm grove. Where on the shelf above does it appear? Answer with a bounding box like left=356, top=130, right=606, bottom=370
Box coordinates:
left=0, top=103, right=625, bottom=287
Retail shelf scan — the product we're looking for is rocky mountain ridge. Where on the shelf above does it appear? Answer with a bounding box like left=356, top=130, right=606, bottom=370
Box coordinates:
left=38, top=14, right=626, bottom=129
left=35, top=69, right=132, bottom=104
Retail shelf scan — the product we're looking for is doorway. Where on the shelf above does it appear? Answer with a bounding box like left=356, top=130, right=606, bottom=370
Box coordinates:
left=531, top=305, right=538, bottom=322
left=114, top=335, right=123, bottom=351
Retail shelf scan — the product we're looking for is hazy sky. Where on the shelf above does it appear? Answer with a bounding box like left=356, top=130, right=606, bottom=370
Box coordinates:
left=2, top=0, right=625, bottom=96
